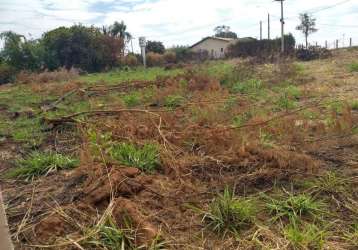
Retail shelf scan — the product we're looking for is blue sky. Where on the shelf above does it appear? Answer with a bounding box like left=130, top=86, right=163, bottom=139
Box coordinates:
left=1, top=0, right=357, bottom=51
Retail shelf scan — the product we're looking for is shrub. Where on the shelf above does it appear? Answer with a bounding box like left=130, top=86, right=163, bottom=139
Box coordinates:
left=6, top=152, right=79, bottom=180
left=202, top=187, right=256, bottom=235
left=123, top=54, right=139, bottom=67
left=351, top=100, right=358, bottom=110
left=349, top=62, right=358, bottom=72
left=276, top=93, right=297, bottom=110
left=0, top=63, right=16, bottom=84
left=110, top=142, right=160, bottom=173
left=284, top=223, right=326, bottom=249
left=296, top=47, right=332, bottom=61
left=146, top=52, right=165, bottom=67
left=163, top=51, right=177, bottom=64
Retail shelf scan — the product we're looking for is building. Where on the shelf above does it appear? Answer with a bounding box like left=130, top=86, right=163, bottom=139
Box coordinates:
left=190, top=36, right=256, bottom=59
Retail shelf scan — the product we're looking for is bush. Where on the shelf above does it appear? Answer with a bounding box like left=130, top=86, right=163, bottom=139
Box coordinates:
left=146, top=52, right=164, bottom=67
left=163, top=51, right=177, bottom=64
left=0, top=63, right=16, bottom=84
left=227, top=34, right=296, bottom=58
left=110, top=142, right=160, bottom=173
left=296, top=46, right=332, bottom=61
left=123, top=54, right=139, bottom=67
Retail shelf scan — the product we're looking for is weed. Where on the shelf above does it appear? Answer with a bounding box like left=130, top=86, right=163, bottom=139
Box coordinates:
left=276, top=93, right=297, bottom=110
left=348, top=62, right=358, bottom=72
left=343, top=223, right=358, bottom=246
left=284, top=223, right=326, bottom=249
left=110, top=143, right=160, bottom=173
left=265, top=193, right=325, bottom=223
left=6, top=152, right=79, bottom=180
left=122, top=92, right=141, bottom=107
left=202, top=187, right=256, bottom=235
left=313, top=172, right=347, bottom=194
left=231, top=79, right=262, bottom=95
left=351, top=100, right=358, bottom=110
left=84, top=216, right=135, bottom=250
left=164, top=95, right=185, bottom=109
left=285, top=85, right=302, bottom=100
left=233, top=111, right=252, bottom=127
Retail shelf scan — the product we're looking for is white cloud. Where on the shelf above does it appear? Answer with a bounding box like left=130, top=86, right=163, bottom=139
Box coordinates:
left=0, top=0, right=357, bottom=50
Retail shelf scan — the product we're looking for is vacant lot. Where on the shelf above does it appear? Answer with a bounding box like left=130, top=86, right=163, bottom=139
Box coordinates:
left=0, top=48, right=357, bottom=249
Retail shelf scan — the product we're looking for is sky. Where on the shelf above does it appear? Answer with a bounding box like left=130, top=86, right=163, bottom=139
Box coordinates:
left=0, top=0, right=357, bottom=52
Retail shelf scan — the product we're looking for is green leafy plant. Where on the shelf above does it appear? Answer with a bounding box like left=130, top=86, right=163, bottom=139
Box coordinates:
left=313, top=172, right=348, bottom=194
left=110, top=143, right=160, bottom=173
left=6, top=152, right=79, bottom=180
left=202, top=187, right=256, bottom=235
left=343, top=223, right=358, bottom=247
left=284, top=223, right=326, bottom=249
left=265, top=193, right=325, bottom=223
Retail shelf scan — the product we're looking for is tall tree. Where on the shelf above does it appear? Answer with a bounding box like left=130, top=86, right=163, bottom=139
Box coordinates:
left=214, top=25, right=238, bottom=39
left=296, top=13, right=318, bottom=49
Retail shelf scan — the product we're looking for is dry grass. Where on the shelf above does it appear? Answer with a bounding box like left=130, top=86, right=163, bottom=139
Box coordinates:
left=15, top=67, right=79, bottom=84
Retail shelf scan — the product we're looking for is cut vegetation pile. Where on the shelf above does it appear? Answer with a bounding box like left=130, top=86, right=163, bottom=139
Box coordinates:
left=0, top=49, right=357, bottom=249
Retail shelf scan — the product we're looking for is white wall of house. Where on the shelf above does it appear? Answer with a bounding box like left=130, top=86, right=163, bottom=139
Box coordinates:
left=191, top=38, right=233, bottom=59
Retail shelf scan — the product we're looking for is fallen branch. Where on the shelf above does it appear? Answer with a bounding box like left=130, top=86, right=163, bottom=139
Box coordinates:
left=41, top=88, right=79, bottom=112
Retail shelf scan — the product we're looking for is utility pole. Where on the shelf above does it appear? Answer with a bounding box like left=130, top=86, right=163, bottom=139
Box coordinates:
left=139, top=37, right=146, bottom=68
left=268, top=13, right=271, bottom=40
left=275, top=0, right=285, bottom=53
left=260, top=21, right=262, bottom=40
left=350, top=38, right=352, bottom=47
left=325, top=40, right=328, bottom=49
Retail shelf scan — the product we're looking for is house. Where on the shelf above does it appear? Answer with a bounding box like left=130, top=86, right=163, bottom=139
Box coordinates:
left=190, top=36, right=256, bottom=59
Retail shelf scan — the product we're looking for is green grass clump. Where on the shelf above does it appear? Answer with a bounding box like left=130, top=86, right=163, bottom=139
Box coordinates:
left=122, top=92, right=141, bottom=107
left=284, top=223, right=326, bottom=249
left=343, top=223, right=358, bottom=247
left=231, top=79, right=263, bottom=95
left=351, top=100, right=358, bottom=110
left=276, top=93, right=297, bottom=110
left=348, top=62, right=358, bottom=72
left=285, top=85, right=302, bottom=100
left=6, top=152, right=79, bottom=180
left=164, top=95, right=185, bottom=109
left=84, top=217, right=134, bottom=249
left=313, top=172, right=347, bottom=194
left=265, top=193, right=325, bottom=222
left=110, top=143, right=160, bottom=173
left=203, top=187, right=256, bottom=235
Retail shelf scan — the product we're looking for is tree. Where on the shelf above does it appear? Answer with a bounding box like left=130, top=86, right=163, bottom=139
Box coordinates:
left=214, top=25, right=238, bottom=39
left=146, top=41, right=165, bottom=54
left=296, top=13, right=318, bottom=49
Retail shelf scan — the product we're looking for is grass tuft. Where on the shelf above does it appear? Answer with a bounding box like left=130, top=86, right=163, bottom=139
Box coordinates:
left=6, top=152, right=79, bottom=180
left=284, top=223, right=326, bottom=249
left=265, top=193, right=325, bottom=223
left=202, top=187, right=256, bottom=235
left=110, top=142, right=160, bottom=173
left=348, top=62, right=358, bottom=72
left=84, top=216, right=135, bottom=249
left=164, top=95, right=185, bottom=109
